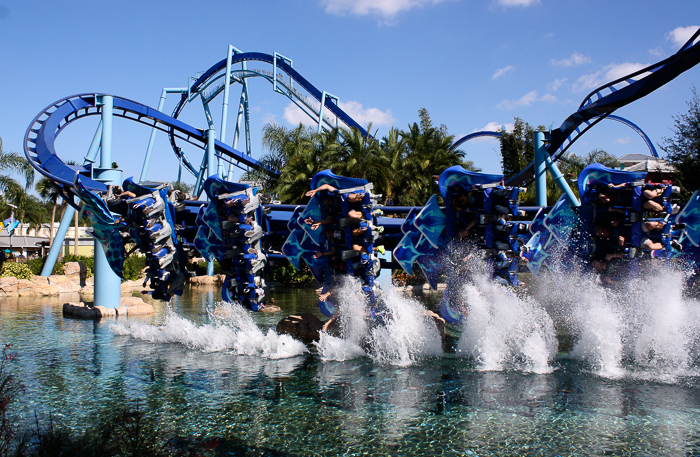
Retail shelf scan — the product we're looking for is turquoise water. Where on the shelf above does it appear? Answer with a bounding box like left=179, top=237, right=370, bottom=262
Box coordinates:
left=2, top=278, right=700, bottom=456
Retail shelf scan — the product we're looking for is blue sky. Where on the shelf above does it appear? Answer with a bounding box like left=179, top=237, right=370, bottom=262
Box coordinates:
left=1, top=0, right=698, bottom=190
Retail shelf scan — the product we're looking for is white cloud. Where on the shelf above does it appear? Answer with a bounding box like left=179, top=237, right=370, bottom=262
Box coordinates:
left=495, top=0, right=540, bottom=6
left=547, top=78, right=568, bottom=91
left=667, top=25, right=700, bottom=48
left=479, top=121, right=506, bottom=132
left=282, top=101, right=396, bottom=128
left=492, top=65, right=514, bottom=80
left=614, top=137, right=631, bottom=145
left=551, top=52, right=591, bottom=67
left=321, top=0, right=446, bottom=18
left=497, top=91, right=557, bottom=110
left=573, top=62, right=648, bottom=92
left=338, top=101, right=396, bottom=127
left=283, top=104, right=315, bottom=127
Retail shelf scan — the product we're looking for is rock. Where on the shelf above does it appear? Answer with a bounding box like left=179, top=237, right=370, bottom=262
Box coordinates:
left=86, top=277, right=94, bottom=286
left=63, top=297, right=152, bottom=320
left=124, top=279, right=145, bottom=291
left=55, top=280, right=81, bottom=294
left=16, top=279, right=35, bottom=296
left=0, top=277, right=18, bottom=296
left=35, top=283, right=60, bottom=296
left=120, top=282, right=134, bottom=295
left=94, top=306, right=117, bottom=317
left=48, top=275, right=71, bottom=284
left=63, top=302, right=115, bottom=319
left=32, top=276, right=49, bottom=285
left=116, top=296, right=154, bottom=316
left=79, top=285, right=94, bottom=296
left=276, top=313, right=324, bottom=344
left=17, top=279, right=60, bottom=296
left=64, top=261, right=88, bottom=286
left=189, top=275, right=218, bottom=286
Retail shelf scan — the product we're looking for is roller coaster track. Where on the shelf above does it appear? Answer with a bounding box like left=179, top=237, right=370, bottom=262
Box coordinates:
left=505, top=27, right=700, bottom=186
left=454, top=114, right=658, bottom=157
left=168, top=51, right=369, bottom=172
left=23, top=93, right=266, bottom=199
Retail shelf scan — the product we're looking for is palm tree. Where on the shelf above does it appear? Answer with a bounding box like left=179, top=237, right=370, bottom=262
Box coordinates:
left=337, top=125, right=388, bottom=192
left=36, top=176, right=60, bottom=245
left=378, top=128, right=406, bottom=205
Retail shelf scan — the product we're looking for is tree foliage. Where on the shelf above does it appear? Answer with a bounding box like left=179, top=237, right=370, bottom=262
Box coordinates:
left=499, top=118, right=536, bottom=180
left=661, top=86, right=700, bottom=200
left=250, top=109, right=478, bottom=206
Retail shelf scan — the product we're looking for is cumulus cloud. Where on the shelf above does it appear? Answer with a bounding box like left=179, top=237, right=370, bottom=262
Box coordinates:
left=667, top=25, right=700, bottom=47
left=497, top=91, right=557, bottom=110
left=495, top=0, right=540, bottom=6
left=282, top=101, right=395, bottom=128
left=547, top=78, right=568, bottom=91
left=478, top=121, right=506, bottom=132
left=551, top=52, right=591, bottom=67
left=573, top=62, right=648, bottom=92
left=283, top=104, right=315, bottom=127
left=614, top=137, right=631, bottom=145
left=321, top=0, right=446, bottom=18
left=492, top=65, right=514, bottom=80
left=339, top=101, right=396, bottom=127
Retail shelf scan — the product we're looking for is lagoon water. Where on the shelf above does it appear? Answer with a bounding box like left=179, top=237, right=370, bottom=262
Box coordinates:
left=2, top=270, right=700, bottom=456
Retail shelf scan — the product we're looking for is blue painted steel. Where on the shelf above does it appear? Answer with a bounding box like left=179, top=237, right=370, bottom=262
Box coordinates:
left=437, top=165, right=503, bottom=199
left=40, top=121, right=103, bottom=277
left=543, top=151, right=580, bottom=207
left=206, top=129, right=216, bottom=276
left=24, top=94, right=271, bottom=197
left=94, top=96, right=122, bottom=310
left=534, top=130, right=548, bottom=207
left=453, top=114, right=657, bottom=159
left=140, top=88, right=187, bottom=182
left=318, top=91, right=339, bottom=133
left=169, top=52, right=369, bottom=152
left=452, top=130, right=503, bottom=149
left=309, top=169, right=368, bottom=190
left=506, top=27, right=700, bottom=186
left=605, top=115, right=658, bottom=158
left=39, top=203, right=76, bottom=276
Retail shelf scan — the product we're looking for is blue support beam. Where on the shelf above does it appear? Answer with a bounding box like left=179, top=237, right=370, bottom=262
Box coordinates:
left=206, top=128, right=216, bottom=276
left=534, top=130, right=548, bottom=207
left=93, top=96, right=122, bottom=309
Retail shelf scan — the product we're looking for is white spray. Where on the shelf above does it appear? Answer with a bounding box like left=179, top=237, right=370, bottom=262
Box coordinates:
left=111, top=301, right=308, bottom=359
left=315, top=278, right=443, bottom=366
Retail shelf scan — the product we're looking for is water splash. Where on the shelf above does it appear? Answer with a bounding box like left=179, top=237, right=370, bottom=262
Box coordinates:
left=454, top=266, right=558, bottom=373
left=315, top=278, right=443, bottom=366
left=535, top=262, right=700, bottom=381
left=111, top=301, right=308, bottom=359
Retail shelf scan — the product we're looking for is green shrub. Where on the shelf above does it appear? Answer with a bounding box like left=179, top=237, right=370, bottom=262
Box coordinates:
left=53, top=255, right=94, bottom=278
left=266, top=260, right=314, bottom=284
left=122, top=255, right=147, bottom=281
left=0, top=262, right=33, bottom=280
left=185, top=260, right=223, bottom=276
left=26, top=257, right=45, bottom=276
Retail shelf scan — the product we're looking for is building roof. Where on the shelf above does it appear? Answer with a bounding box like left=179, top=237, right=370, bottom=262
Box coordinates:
left=625, top=159, right=676, bottom=173
left=618, top=153, right=660, bottom=163
left=0, top=235, right=48, bottom=249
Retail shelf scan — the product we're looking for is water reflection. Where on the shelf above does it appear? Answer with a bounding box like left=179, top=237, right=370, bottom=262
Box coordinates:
left=1, top=285, right=700, bottom=455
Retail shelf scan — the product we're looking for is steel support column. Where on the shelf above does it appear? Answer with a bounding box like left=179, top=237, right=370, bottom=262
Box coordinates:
left=206, top=129, right=216, bottom=276
left=534, top=130, right=548, bottom=207
left=93, top=96, right=122, bottom=309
